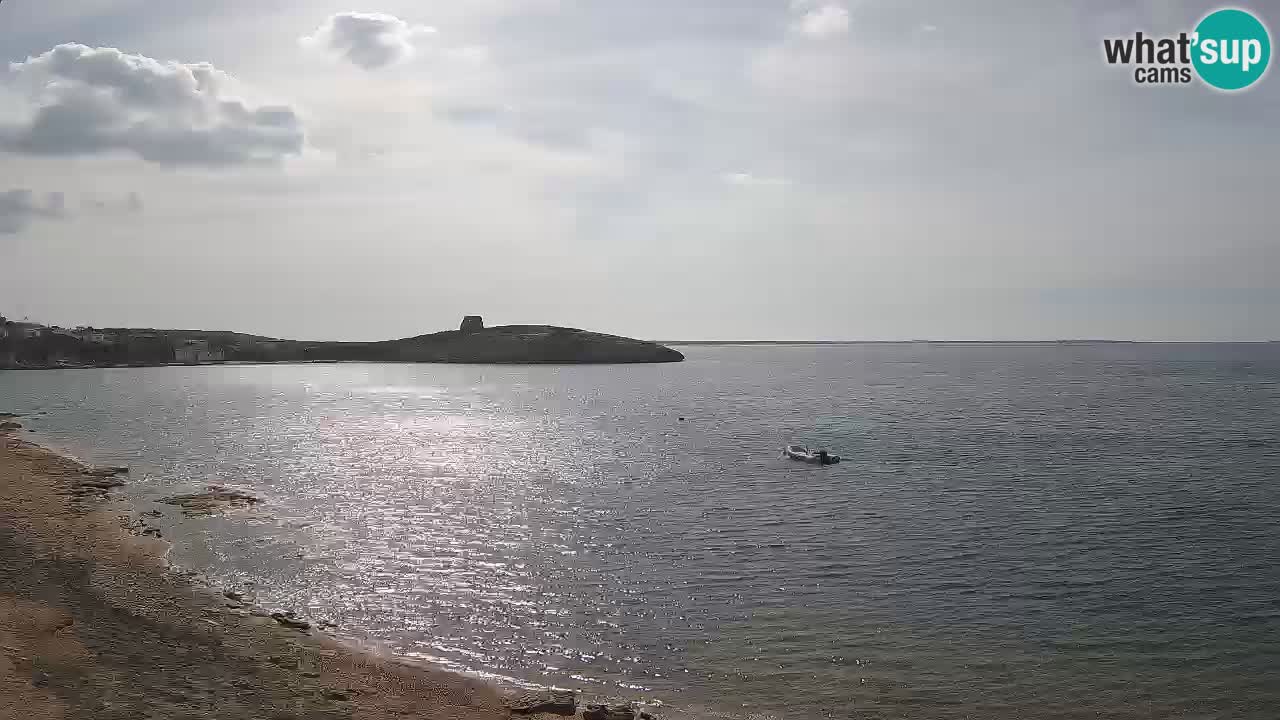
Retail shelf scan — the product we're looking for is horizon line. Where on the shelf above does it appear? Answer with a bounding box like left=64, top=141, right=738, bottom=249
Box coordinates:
left=657, top=339, right=1280, bottom=345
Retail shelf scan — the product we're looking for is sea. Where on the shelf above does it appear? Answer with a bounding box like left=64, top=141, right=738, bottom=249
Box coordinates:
left=3, top=343, right=1279, bottom=719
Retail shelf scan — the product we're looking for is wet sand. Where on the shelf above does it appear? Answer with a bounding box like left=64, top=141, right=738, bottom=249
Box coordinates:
left=0, top=424, right=516, bottom=720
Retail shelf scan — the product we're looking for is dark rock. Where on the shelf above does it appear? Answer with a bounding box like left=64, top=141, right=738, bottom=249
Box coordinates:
left=161, top=486, right=260, bottom=516
left=271, top=612, right=311, bottom=631
left=584, top=705, right=635, bottom=720
left=639, top=713, right=654, bottom=720
left=224, top=590, right=245, bottom=602
left=143, top=509, right=163, bottom=517
left=323, top=689, right=350, bottom=701
left=0, top=421, right=21, bottom=431
left=77, top=477, right=126, bottom=490
left=459, top=315, right=485, bottom=333
left=86, top=466, right=128, bottom=477
left=506, top=689, right=577, bottom=715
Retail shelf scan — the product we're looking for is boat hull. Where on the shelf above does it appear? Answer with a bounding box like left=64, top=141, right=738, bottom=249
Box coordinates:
left=784, top=445, right=840, bottom=465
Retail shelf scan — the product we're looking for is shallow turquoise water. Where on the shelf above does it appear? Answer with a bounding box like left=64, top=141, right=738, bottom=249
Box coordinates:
left=3, top=344, right=1279, bottom=719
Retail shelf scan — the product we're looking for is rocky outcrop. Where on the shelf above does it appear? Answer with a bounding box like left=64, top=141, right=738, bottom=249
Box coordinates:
left=271, top=611, right=311, bottom=631
left=459, top=315, right=485, bottom=333
left=584, top=705, right=637, bottom=720
left=86, top=465, right=129, bottom=477
left=506, top=689, right=577, bottom=715
left=77, top=475, right=126, bottom=490
left=161, top=486, right=261, bottom=515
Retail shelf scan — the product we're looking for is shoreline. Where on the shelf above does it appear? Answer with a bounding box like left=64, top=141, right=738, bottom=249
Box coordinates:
left=0, top=423, right=577, bottom=720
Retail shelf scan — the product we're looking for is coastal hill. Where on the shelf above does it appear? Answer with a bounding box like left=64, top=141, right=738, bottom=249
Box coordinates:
left=314, top=323, right=685, bottom=364
left=370, top=325, right=683, bottom=364
left=0, top=315, right=684, bottom=368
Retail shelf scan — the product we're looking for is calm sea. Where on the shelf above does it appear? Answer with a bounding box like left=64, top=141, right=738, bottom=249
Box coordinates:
left=3, top=344, right=1279, bottom=719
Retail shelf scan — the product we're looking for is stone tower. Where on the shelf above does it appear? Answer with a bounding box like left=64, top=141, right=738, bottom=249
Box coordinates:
left=460, top=315, right=484, bottom=333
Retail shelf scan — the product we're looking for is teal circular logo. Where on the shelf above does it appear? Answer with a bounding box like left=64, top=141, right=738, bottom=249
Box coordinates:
left=1192, top=8, right=1271, bottom=91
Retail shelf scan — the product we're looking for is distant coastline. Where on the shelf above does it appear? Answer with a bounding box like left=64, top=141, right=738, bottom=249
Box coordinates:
left=0, top=314, right=684, bottom=369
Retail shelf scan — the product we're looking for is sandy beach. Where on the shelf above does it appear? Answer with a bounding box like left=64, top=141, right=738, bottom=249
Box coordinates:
left=0, top=422, right=518, bottom=720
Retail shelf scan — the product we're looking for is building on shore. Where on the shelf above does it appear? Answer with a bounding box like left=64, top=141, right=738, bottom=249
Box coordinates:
left=72, top=327, right=112, bottom=344
left=174, top=338, right=225, bottom=364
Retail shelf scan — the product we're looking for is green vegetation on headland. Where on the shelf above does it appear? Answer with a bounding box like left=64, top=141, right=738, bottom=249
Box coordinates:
left=0, top=314, right=684, bottom=368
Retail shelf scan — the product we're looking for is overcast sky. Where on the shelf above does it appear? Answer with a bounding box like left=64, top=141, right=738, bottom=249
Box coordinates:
left=1, top=0, right=1278, bottom=341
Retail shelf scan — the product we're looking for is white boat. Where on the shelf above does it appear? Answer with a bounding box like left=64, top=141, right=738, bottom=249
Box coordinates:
left=784, top=444, right=840, bottom=465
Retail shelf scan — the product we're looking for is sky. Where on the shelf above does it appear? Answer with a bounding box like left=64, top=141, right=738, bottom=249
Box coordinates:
left=1, top=0, right=1278, bottom=341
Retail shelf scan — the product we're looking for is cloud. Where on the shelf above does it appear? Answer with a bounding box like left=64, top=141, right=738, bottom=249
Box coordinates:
left=0, top=189, right=65, bottom=234
left=0, top=44, right=304, bottom=167
left=793, top=4, right=850, bottom=38
left=721, top=172, right=790, bottom=187
left=301, top=12, right=438, bottom=70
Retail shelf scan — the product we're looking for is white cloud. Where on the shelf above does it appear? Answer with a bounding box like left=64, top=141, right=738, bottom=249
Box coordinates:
left=301, top=12, right=438, bottom=70
left=0, top=189, right=65, bottom=234
left=793, top=4, right=850, bottom=39
left=721, top=172, right=790, bottom=187
left=0, top=44, right=304, bottom=167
